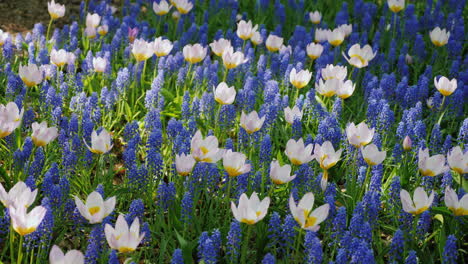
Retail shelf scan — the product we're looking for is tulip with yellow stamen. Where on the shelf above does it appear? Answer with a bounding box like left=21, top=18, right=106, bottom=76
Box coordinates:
left=47, top=0, right=65, bottom=20
left=327, top=28, right=345, bottom=47
left=447, top=146, right=468, bottom=174
left=152, top=37, right=173, bottom=57
left=387, top=0, right=405, bottom=13
left=284, top=106, right=303, bottom=125
left=19, top=64, right=43, bottom=87
left=190, top=130, right=225, bottom=163
left=132, top=39, right=154, bottom=62
left=306, top=42, right=323, bottom=60
left=105, top=215, right=145, bottom=253
left=223, top=150, right=251, bottom=177
left=285, top=138, right=314, bottom=166
left=31, top=121, right=58, bottom=147
left=434, top=76, right=457, bottom=97
left=342, top=44, right=376, bottom=68
left=231, top=192, right=270, bottom=225
left=173, top=0, right=193, bottom=14
left=0, top=181, right=37, bottom=209
left=400, top=187, right=434, bottom=215
left=240, top=111, right=265, bottom=134
left=236, top=20, right=258, bottom=40
left=153, top=0, right=171, bottom=16
left=97, top=25, right=109, bottom=36
left=444, top=187, right=468, bottom=216
left=346, top=122, right=375, bottom=148
left=265, top=35, right=283, bottom=52
left=84, top=129, right=113, bottom=154
left=269, top=160, right=296, bottom=185
left=361, top=143, right=386, bottom=166
left=75, top=191, right=116, bottom=224
left=183, top=43, right=207, bottom=64
left=175, top=153, right=196, bottom=176
left=289, top=192, right=329, bottom=231
left=418, top=148, right=448, bottom=177
left=429, top=27, right=450, bottom=47
left=10, top=205, right=47, bottom=236
left=49, top=245, right=84, bottom=264
left=289, top=68, right=312, bottom=89
left=309, top=11, right=321, bottom=24
left=222, top=48, right=248, bottom=69
left=0, top=102, right=24, bottom=139
left=214, top=82, right=236, bottom=105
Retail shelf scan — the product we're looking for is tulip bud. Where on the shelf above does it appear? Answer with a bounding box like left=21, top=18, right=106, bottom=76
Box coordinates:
left=403, top=136, right=412, bottom=151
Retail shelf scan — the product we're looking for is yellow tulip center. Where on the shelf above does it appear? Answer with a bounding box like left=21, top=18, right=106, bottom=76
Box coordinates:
left=14, top=226, right=36, bottom=236
left=88, top=206, right=101, bottom=216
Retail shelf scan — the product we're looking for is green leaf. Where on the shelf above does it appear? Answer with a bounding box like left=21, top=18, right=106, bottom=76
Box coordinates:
left=175, top=229, right=195, bottom=264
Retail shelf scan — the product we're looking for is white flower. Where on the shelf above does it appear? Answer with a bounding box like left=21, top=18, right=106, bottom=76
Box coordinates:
left=75, top=191, right=116, bottom=224
left=447, top=146, right=468, bottom=174
left=240, top=111, right=265, bottom=134
left=237, top=20, right=258, bottom=40
left=338, top=24, right=353, bottom=37
left=269, top=160, right=296, bottom=185
left=175, top=153, right=196, bottom=176
left=0, top=102, right=24, bottom=139
left=31, top=121, right=58, bottom=147
left=400, top=187, right=434, bottom=215
left=85, top=129, right=113, bottom=154
left=429, top=27, right=450, bottom=47
left=97, top=25, right=109, bottom=36
left=132, top=39, right=154, bottom=61
left=222, top=48, right=248, bottom=69
left=284, top=106, right=303, bottom=125
left=152, top=37, right=173, bottom=57
left=92, top=57, right=107, bottom=73
left=289, top=68, right=312, bottom=89
left=336, top=80, right=355, bottom=99
left=49, top=245, right=84, bottom=264
left=19, top=64, right=43, bottom=87
left=315, top=78, right=340, bottom=97
left=314, top=28, right=328, bottom=42
left=190, top=130, right=225, bottom=163
left=214, top=82, right=236, bottom=105
left=327, top=28, right=345, bottom=46
left=86, top=13, right=101, bottom=28
left=85, top=27, right=97, bottom=39
left=40, top=64, right=55, bottom=80
left=313, top=141, right=342, bottom=170
left=403, top=136, right=412, bottom=151
left=418, top=148, right=449, bottom=177
left=183, top=43, right=207, bottom=64
left=105, top=215, right=145, bottom=253
left=48, top=0, right=65, bottom=19
left=289, top=192, right=329, bottom=231
left=361, top=143, right=386, bottom=166
left=265, top=35, right=283, bottom=52
left=173, top=0, right=193, bottom=14
left=0, top=181, right=37, bottom=209
left=306, top=42, right=323, bottom=60
left=223, top=150, right=251, bottom=177
left=231, top=192, right=270, bottom=225
left=342, top=44, right=376, bottom=68
left=434, top=76, right=457, bottom=97
left=309, top=11, right=321, bottom=24
left=10, top=205, right=47, bottom=236
left=444, top=187, right=468, bottom=216
left=285, top=138, right=314, bottom=165
left=346, top=122, right=375, bottom=148
left=251, top=31, right=263, bottom=45
left=209, top=38, right=232, bottom=57
left=0, top=29, right=9, bottom=46
left=153, top=0, right=171, bottom=15
left=388, top=0, right=405, bottom=13
left=321, top=64, right=347, bottom=80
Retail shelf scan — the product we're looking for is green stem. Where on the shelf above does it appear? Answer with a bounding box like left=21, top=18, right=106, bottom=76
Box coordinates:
left=223, top=68, right=229, bottom=82
left=240, top=225, right=253, bottom=264
left=46, top=18, right=53, bottom=42
left=9, top=226, right=15, bottom=262
left=141, top=60, right=148, bottom=89
left=17, top=235, right=23, bottom=264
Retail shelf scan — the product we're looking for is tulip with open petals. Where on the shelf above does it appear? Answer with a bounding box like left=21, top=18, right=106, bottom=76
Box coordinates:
left=289, top=192, right=329, bottom=231
left=251, top=31, right=263, bottom=45
left=387, top=0, right=405, bottom=13
left=105, top=215, right=145, bottom=253
left=19, top=64, right=43, bottom=87
left=327, top=28, right=345, bottom=46
left=240, top=111, right=265, bottom=134
left=343, top=44, right=376, bottom=68
left=361, top=144, right=386, bottom=166
left=10, top=205, right=47, bottom=236
left=31, top=121, right=58, bottom=147
left=285, top=138, right=314, bottom=165
left=153, top=0, right=171, bottom=15
left=338, top=24, right=353, bottom=37
left=85, top=27, right=97, bottom=39
left=48, top=0, right=65, bottom=19
left=429, top=27, right=450, bottom=47
left=85, top=129, right=113, bottom=154
left=445, top=187, right=468, bottom=216
left=315, top=78, right=340, bottom=97
left=0, top=181, right=37, bottom=209
left=434, top=76, right=457, bottom=97
left=132, top=39, right=154, bottom=61
left=0, top=102, right=24, bottom=139
left=209, top=38, right=232, bottom=57
left=49, top=245, right=84, bottom=264
left=314, top=28, right=328, bottom=43
left=346, top=122, right=375, bottom=148
left=400, top=187, right=434, bottom=215
left=222, top=48, right=248, bottom=69
left=289, top=68, right=312, bottom=89
left=173, top=0, right=193, bottom=14
left=223, top=150, right=251, bottom=177
left=321, top=64, right=347, bottom=80
left=447, top=146, right=468, bottom=174
left=336, top=80, right=355, bottom=99
left=50, top=49, right=71, bottom=67
left=175, top=153, right=196, bottom=176
left=309, top=11, right=321, bottom=24
left=214, top=82, right=236, bottom=105
left=97, top=25, right=108, bottom=36
left=183, top=43, right=207, bottom=64
left=418, top=148, right=449, bottom=177
left=92, top=57, right=107, bottom=73
left=306, top=43, right=323, bottom=60
left=284, top=106, right=303, bottom=125
left=152, top=37, right=173, bottom=57
left=86, top=13, right=101, bottom=28
left=231, top=192, right=270, bottom=225
left=270, top=160, right=296, bottom=185
left=265, top=35, right=283, bottom=52
left=236, top=20, right=258, bottom=40
left=75, top=191, right=116, bottom=224
left=313, top=141, right=342, bottom=170
left=190, top=130, right=225, bottom=163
